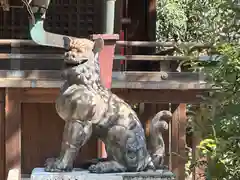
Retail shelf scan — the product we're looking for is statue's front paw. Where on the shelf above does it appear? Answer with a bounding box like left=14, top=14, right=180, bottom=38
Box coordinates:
left=44, top=158, right=73, bottom=172
left=88, top=161, right=126, bottom=173
left=88, top=162, right=106, bottom=173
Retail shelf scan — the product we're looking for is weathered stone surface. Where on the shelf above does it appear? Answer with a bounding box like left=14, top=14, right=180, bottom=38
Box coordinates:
left=31, top=168, right=175, bottom=180
left=45, top=37, right=172, bottom=173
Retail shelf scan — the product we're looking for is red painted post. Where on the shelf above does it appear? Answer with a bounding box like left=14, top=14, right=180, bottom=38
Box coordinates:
left=91, top=34, right=119, bottom=158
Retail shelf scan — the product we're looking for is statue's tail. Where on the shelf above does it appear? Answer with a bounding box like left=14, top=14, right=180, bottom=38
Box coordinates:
left=147, top=110, right=172, bottom=169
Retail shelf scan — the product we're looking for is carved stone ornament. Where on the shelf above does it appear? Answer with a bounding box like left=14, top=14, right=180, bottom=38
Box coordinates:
left=44, top=37, right=172, bottom=173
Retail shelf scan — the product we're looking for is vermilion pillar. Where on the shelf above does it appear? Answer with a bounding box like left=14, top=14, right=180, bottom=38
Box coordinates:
left=91, top=34, right=119, bottom=158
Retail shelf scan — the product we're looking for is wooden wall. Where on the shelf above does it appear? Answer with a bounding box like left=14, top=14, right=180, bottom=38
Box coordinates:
left=0, top=89, right=5, bottom=179
left=1, top=88, right=98, bottom=179
left=21, top=103, right=98, bottom=174
left=0, top=88, right=189, bottom=180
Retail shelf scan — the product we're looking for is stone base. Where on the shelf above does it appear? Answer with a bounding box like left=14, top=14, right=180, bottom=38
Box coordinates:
left=31, top=168, right=175, bottom=180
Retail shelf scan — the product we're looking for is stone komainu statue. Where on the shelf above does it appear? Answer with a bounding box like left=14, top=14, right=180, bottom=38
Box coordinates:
left=44, top=37, right=172, bottom=173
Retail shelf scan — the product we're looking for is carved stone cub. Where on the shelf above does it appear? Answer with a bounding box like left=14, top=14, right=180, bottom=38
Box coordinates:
left=44, top=37, right=172, bottom=173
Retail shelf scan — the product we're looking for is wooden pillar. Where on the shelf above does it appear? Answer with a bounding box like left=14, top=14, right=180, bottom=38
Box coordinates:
left=171, top=104, right=187, bottom=180
left=147, top=0, right=156, bottom=42
left=5, top=88, right=22, bottom=179
left=0, top=89, right=5, bottom=179
left=142, top=103, right=157, bottom=137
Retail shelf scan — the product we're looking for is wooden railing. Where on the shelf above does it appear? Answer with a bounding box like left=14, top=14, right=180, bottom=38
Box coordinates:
left=0, top=39, right=211, bottom=90
left=0, top=39, right=212, bottom=180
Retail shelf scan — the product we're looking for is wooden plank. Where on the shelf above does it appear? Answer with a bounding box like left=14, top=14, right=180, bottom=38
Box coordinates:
left=112, top=71, right=205, bottom=82
left=113, top=89, right=207, bottom=104
left=0, top=78, right=209, bottom=89
left=0, top=53, right=63, bottom=59
left=112, top=80, right=207, bottom=89
left=116, top=41, right=212, bottom=48
left=147, top=0, right=157, bottom=43
left=21, top=88, right=60, bottom=103
left=22, top=88, right=59, bottom=95
left=0, top=88, right=5, bottom=180
left=171, top=104, right=187, bottom=180
left=0, top=70, right=61, bottom=80
left=0, top=70, right=205, bottom=82
left=171, top=104, right=180, bottom=178
left=0, top=70, right=209, bottom=89
left=0, top=40, right=35, bottom=45
left=0, top=53, right=221, bottom=62
left=178, top=104, right=187, bottom=180
left=0, top=80, right=63, bottom=88
left=19, top=88, right=207, bottom=104
left=0, top=39, right=211, bottom=47
left=118, top=55, right=189, bottom=61
left=5, top=88, right=22, bottom=179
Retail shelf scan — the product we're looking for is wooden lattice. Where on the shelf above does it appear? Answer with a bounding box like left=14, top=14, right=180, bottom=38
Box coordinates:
left=0, top=0, right=102, bottom=39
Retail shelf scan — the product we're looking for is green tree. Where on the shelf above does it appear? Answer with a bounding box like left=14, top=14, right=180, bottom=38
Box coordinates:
left=156, top=0, right=239, bottom=179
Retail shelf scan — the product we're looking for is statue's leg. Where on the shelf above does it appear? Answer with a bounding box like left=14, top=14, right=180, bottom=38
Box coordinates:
left=45, top=120, right=92, bottom=172
left=88, top=160, right=127, bottom=173
left=79, top=157, right=109, bottom=169
left=88, top=125, right=128, bottom=173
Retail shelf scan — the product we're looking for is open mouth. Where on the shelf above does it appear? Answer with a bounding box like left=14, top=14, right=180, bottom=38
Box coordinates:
left=64, top=59, right=88, bottom=68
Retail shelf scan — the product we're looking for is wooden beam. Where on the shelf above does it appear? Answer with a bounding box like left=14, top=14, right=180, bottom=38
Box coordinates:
left=147, top=0, right=156, bottom=43
left=116, top=41, right=212, bottom=48
left=0, top=53, right=63, bottom=59
left=0, top=40, right=35, bottom=45
left=171, top=104, right=187, bottom=180
left=112, top=71, right=204, bottom=82
left=5, top=89, right=22, bottom=179
left=116, top=55, right=189, bottom=61
left=0, top=39, right=211, bottom=47
left=113, top=89, right=207, bottom=104
left=0, top=70, right=209, bottom=89
left=19, top=88, right=206, bottom=104
left=0, top=80, right=63, bottom=88
left=21, top=88, right=60, bottom=103
left=0, top=88, right=5, bottom=180
left=0, top=53, right=218, bottom=61
left=0, top=70, right=204, bottom=81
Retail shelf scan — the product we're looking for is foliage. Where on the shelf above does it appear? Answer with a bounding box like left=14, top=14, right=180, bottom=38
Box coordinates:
left=156, top=0, right=239, bottom=43
left=156, top=0, right=239, bottom=179
left=186, top=43, right=240, bottom=180
left=202, top=44, right=240, bottom=180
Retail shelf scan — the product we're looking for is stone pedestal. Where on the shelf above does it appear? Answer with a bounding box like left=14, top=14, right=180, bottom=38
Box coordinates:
left=31, top=168, right=175, bottom=180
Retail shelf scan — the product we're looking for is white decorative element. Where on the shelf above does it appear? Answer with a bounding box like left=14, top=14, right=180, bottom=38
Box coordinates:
left=7, top=168, right=20, bottom=180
